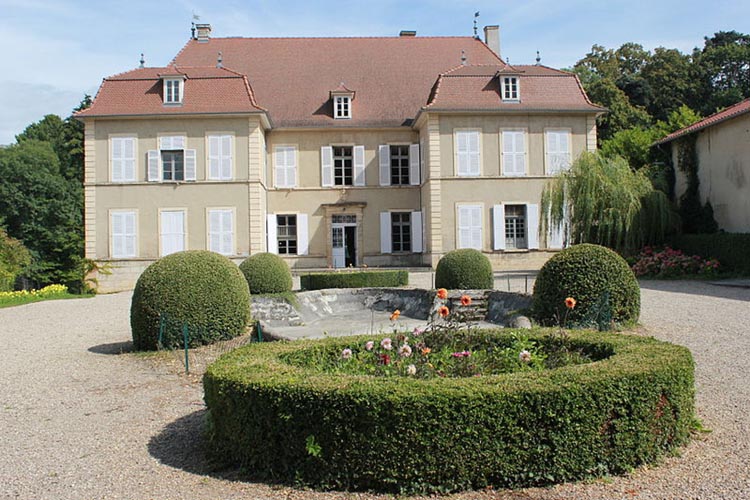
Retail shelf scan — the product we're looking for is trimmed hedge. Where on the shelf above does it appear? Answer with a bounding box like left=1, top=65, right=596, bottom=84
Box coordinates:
left=130, top=251, right=251, bottom=351
left=239, top=253, right=293, bottom=294
left=533, top=244, right=640, bottom=326
left=300, top=270, right=408, bottom=290
left=204, top=330, right=694, bottom=494
left=435, top=249, right=493, bottom=289
left=671, top=233, right=750, bottom=275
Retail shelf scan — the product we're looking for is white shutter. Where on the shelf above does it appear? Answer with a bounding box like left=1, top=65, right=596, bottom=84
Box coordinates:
left=267, top=214, right=278, bottom=254
left=546, top=130, right=571, bottom=174
left=124, top=213, right=136, bottom=257
left=502, top=131, right=526, bottom=176
left=456, top=131, right=469, bottom=175
left=297, top=213, right=309, bottom=255
left=111, top=137, right=136, bottom=182
left=526, top=203, right=540, bottom=250
left=493, top=204, right=506, bottom=250
left=380, top=212, right=392, bottom=254
left=548, top=211, right=564, bottom=249
left=208, top=135, right=221, bottom=179
left=184, top=149, right=197, bottom=181
left=468, top=131, right=480, bottom=175
left=286, top=147, right=297, bottom=187
left=379, top=145, right=391, bottom=186
left=458, top=205, right=482, bottom=250
left=208, top=210, right=222, bottom=253
left=147, top=150, right=160, bottom=181
left=208, top=209, right=233, bottom=255
left=220, top=135, right=232, bottom=179
left=275, top=146, right=297, bottom=188
left=321, top=146, right=333, bottom=187
left=160, top=211, right=185, bottom=256
left=353, top=145, right=365, bottom=186
left=160, top=136, right=185, bottom=150
left=111, top=212, right=124, bottom=257
left=411, top=211, right=423, bottom=253
left=409, top=143, right=420, bottom=185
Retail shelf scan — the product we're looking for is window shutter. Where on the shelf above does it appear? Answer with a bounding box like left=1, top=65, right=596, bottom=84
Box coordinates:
left=546, top=131, right=571, bottom=174
left=222, top=210, right=233, bottom=255
left=147, top=150, right=160, bottom=181
left=456, top=131, right=469, bottom=175
left=208, top=135, right=221, bottom=179
left=286, top=147, right=297, bottom=187
left=526, top=203, right=540, bottom=250
left=111, top=137, right=136, bottom=182
left=411, top=211, right=423, bottom=253
left=493, top=204, right=506, bottom=250
left=502, top=131, right=526, bottom=176
left=274, top=147, right=287, bottom=187
left=458, top=205, right=482, bottom=250
left=208, top=210, right=221, bottom=253
left=548, top=210, right=564, bottom=249
left=160, top=211, right=185, bottom=256
left=378, top=145, right=390, bottom=186
left=380, top=212, right=392, bottom=254
left=221, top=135, right=232, bottom=179
left=321, top=146, right=333, bottom=187
left=111, top=212, right=123, bottom=257
left=353, top=145, right=365, bottom=186
left=468, top=131, right=480, bottom=175
left=184, top=149, right=197, bottom=181
left=409, top=143, right=420, bottom=185
left=297, top=213, right=309, bottom=255
left=267, top=214, right=278, bottom=254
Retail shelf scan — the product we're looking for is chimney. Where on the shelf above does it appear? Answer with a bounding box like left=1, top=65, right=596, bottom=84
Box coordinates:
left=483, top=25, right=500, bottom=58
left=399, top=30, right=416, bottom=37
left=195, top=23, right=212, bottom=42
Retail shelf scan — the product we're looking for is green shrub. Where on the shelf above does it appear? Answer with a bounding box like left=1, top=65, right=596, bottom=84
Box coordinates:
left=670, top=233, right=750, bottom=275
left=533, top=244, right=640, bottom=326
left=130, top=250, right=251, bottom=351
left=204, top=329, right=694, bottom=494
left=239, top=253, right=293, bottom=294
left=0, top=228, right=31, bottom=291
left=300, top=270, right=408, bottom=290
left=435, top=249, right=493, bottom=289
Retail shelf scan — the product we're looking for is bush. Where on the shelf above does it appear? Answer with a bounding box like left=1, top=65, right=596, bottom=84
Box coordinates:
left=130, top=250, right=251, bottom=351
left=0, top=228, right=31, bottom=291
left=435, top=249, right=493, bottom=289
left=204, top=329, right=694, bottom=494
left=533, top=244, right=640, bottom=326
left=300, top=270, right=408, bottom=290
left=631, top=246, right=719, bottom=278
left=670, top=233, right=750, bottom=275
left=239, top=253, right=293, bottom=294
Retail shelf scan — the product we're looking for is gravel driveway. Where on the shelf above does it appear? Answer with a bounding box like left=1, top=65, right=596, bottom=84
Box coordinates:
left=1, top=281, right=749, bottom=499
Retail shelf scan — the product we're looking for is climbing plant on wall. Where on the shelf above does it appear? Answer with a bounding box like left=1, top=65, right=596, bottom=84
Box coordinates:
left=674, top=135, right=718, bottom=234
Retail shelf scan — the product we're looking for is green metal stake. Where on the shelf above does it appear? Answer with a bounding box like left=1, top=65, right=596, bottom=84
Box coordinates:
left=183, top=324, right=190, bottom=374
left=256, top=322, right=263, bottom=342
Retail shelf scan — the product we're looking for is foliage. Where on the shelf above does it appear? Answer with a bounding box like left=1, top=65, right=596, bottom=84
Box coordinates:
left=203, top=329, right=694, bottom=494
left=0, top=228, right=31, bottom=291
left=541, top=152, right=677, bottom=253
left=674, top=136, right=718, bottom=234
left=533, top=244, right=640, bottom=326
left=670, top=233, right=750, bottom=275
left=583, top=78, right=652, bottom=142
left=434, top=249, right=493, bottom=289
left=239, top=253, right=293, bottom=294
left=130, top=250, right=251, bottom=351
left=693, top=31, right=750, bottom=116
left=600, top=127, right=662, bottom=170
left=630, top=246, right=719, bottom=278
left=300, top=270, right=408, bottom=290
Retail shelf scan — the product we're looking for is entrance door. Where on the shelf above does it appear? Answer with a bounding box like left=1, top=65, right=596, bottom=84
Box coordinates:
left=344, top=226, right=356, bottom=267
left=332, top=225, right=345, bottom=268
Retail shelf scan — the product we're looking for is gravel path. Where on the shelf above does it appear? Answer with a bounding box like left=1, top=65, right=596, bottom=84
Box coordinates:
left=1, top=281, right=749, bottom=499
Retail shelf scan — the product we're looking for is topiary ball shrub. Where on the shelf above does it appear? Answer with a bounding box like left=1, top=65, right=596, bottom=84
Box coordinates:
left=435, top=249, right=493, bottom=289
left=130, top=250, right=251, bottom=351
left=533, top=244, right=640, bottom=326
left=239, top=253, right=293, bottom=294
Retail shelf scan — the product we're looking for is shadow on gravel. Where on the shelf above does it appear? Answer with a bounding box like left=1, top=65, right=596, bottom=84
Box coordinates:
left=639, top=280, right=750, bottom=301
left=88, top=340, right=134, bottom=355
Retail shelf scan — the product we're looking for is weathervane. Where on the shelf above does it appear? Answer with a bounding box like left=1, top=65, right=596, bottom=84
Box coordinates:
left=191, top=12, right=200, bottom=39
left=473, top=11, right=480, bottom=38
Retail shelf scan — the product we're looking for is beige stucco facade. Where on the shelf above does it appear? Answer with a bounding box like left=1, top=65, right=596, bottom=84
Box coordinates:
left=671, top=113, right=750, bottom=232
left=84, top=111, right=597, bottom=292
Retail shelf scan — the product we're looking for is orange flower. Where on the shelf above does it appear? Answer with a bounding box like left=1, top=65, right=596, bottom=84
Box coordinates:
left=438, top=305, right=450, bottom=318
left=390, top=309, right=401, bottom=321
left=436, top=288, right=448, bottom=299
left=565, top=297, right=577, bottom=310
left=460, top=295, right=472, bottom=306
left=421, top=347, right=432, bottom=355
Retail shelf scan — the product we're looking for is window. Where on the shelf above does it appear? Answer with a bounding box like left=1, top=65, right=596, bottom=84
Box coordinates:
left=378, top=144, right=420, bottom=186
left=502, top=76, right=519, bottom=101
left=110, top=137, right=136, bottom=182
left=546, top=130, right=572, bottom=174
left=164, top=79, right=183, bottom=104
left=162, top=150, right=185, bottom=181
left=457, top=204, right=482, bottom=249
left=207, top=135, right=232, bottom=180
left=390, top=145, right=410, bottom=185
left=334, top=96, right=351, bottom=119
left=333, top=146, right=353, bottom=186
left=274, top=146, right=297, bottom=188
left=110, top=211, right=136, bottom=258
left=160, top=210, right=186, bottom=256
left=391, top=212, right=411, bottom=253
left=148, top=136, right=196, bottom=182
left=501, top=130, right=526, bottom=176
left=208, top=209, right=234, bottom=255
left=504, top=205, right=527, bottom=249
left=455, top=130, right=480, bottom=176
left=277, top=215, right=297, bottom=254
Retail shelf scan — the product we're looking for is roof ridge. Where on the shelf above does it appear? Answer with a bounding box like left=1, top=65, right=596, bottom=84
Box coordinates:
left=656, top=97, right=750, bottom=144
left=205, top=35, right=481, bottom=40
left=170, top=38, right=192, bottom=66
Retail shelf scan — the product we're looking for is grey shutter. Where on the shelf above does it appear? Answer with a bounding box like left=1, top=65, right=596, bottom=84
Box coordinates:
left=353, top=145, right=365, bottom=186
left=321, top=146, right=333, bottom=187
left=493, top=204, right=506, bottom=250
left=297, top=213, right=309, bottom=255
left=409, top=143, right=420, bottom=185
left=526, top=203, right=540, bottom=250
left=378, top=145, right=390, bottom=186
left=380, top=212, right=392, bottom=254
left=184, top=149, right=197, bottom=181
left=411, top=211, right=423, bottom=253
left=147, top=150, right=160, bottom=181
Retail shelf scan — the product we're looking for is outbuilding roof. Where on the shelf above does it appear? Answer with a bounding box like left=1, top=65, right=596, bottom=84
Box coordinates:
left=655, top=98, right=750, bottom=145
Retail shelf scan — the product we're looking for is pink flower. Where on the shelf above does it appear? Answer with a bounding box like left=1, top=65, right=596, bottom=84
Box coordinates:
left=398, top=344, right=413, bottom=358
left=412, top=326, right=425, bottom=336
left=342, top=348, right=353, bottom=360
left=380, top=338, right=393, bottom=350
left=406, top=364, right=417, bottom=376
left=519, top=350, right=531, bottom=363
left=451, top=351, right=471, bottom=358
left=365, top=341, right=375, bottom=351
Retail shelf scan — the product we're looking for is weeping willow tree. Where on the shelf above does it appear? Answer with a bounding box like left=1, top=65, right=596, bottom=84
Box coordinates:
left=541, top=152, right=677, bottom=254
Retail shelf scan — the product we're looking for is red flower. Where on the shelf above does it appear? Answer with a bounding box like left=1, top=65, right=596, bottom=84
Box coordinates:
left=438, top=305, right=450, bottom=318
left=379, top=354, right=391, bottom=365
left=436, top=288, right=448, bottom=299
left=565, top=297, right=576, bottom=310
left=460, top=295, right=472, bottom=306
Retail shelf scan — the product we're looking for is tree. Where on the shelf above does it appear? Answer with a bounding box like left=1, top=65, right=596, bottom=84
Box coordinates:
left=585, top=78, right=652, bottom=142
left=0, top=228, right=31, bottom=291
left=694, top=31, right=750, bottom=114
left=541, top=153, right=677, bottom=254
left=641, top=48, right=696, bottom=121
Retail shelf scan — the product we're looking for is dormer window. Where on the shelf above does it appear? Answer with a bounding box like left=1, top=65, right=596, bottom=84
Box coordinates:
left=502, top=76, right=519, bottom=101
left=160, top=74, right=185, bottom=105
left=334, top=96, right=351, bottom=119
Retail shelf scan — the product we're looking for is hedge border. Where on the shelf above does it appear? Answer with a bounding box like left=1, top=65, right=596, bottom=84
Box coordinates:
left=203, top=330, right=694, bottom=494
left=670, top=233, right=750, bottom=275
left=300, top=270, right=408, bottom=290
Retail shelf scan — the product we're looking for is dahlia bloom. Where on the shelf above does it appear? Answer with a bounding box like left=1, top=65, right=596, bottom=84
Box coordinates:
left=381, top=338, right=393, bottom=350
left=342, top=348, right=353, bottom=360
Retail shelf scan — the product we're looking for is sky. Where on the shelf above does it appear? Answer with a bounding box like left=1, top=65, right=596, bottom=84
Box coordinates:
left=1, top=0, right=748, bottom=145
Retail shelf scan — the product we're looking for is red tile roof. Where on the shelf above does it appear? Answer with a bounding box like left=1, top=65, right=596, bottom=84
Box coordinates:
left=655, top=98, right=750, bottom=145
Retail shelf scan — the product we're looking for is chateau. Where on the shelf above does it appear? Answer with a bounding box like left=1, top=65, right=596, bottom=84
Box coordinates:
left=77, top=24, right=603, bottom=292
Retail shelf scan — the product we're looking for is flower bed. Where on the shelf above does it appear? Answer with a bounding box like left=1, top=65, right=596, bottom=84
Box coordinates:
left=0, top=284, right=72, bottom=308
left=203, top=329, right=694, bottom=494
left=631, top=246, right=719, bottom=278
